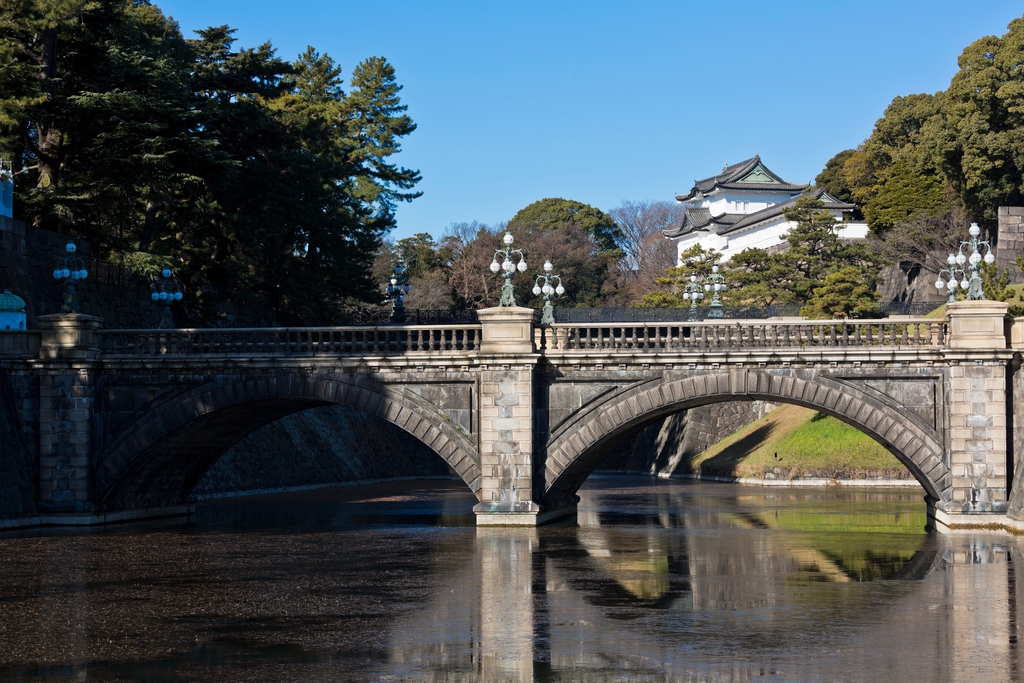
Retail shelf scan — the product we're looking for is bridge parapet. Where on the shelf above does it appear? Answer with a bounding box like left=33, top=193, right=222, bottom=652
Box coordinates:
left=0, top=330, right=40, bottom=359
left=538, top=318, right=947, bottom=353
left=96, top=324, right=482, bottom=357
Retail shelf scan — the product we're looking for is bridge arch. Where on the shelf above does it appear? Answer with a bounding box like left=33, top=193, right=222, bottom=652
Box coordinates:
left=542, top=369, right=949, bottom=511
left=95, top=374, right=481, bottom=510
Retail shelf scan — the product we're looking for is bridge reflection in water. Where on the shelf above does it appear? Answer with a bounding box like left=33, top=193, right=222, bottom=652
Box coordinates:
left=383, top=479, right=1016, bottom=682
left=0, top=479, right=1022, bottom=681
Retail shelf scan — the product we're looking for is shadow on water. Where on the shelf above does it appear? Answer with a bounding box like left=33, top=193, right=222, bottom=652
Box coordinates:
left=191, top=480, right=478, bottom=532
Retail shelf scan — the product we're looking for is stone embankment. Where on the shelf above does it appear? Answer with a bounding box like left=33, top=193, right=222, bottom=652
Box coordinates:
left=193, top=405, right=451, bottom=497
left=599, top=402, right=918, bottom=487
left=598, top=401, right=776, bottom=477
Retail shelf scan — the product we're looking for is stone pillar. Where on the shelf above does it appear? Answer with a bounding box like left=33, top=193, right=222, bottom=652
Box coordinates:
left=474, top=307, right=543, bottom=526
left=943, top=301, right=1011, bottom=517
left=36, top=313, right=103, bottom=514
left=1006, top=319, right=1024, bottom=522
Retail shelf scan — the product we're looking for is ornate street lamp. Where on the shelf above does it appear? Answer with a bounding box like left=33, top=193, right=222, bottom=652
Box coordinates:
left=934, top=259, right=968, bottom=304
left=387, top=262, right=411, bottom=323
left=681, top=274, right=704, bottom=321
left=935, top=222, right=996, bottom=301
left=703, top=265, right=727, bottom=319
left=52, top=241, right=88, bottom=314
left=150, top=268, right=183, bottom=329
left=489, top=232, right=527, bottom=307
left=532, top=260, right=564, bottom=325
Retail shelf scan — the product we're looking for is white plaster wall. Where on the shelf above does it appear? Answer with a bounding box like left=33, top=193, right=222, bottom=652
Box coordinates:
left=836, top=221, right=869, bottom=240
left=718, top=219, right=792, bottom=258
left=0, top=179, right=11, bottom=219
left=0, top=311, right=25, bottom=330
left=675, top=215, right=868, bottom=264
left=695, top=190, right=801, bottom=216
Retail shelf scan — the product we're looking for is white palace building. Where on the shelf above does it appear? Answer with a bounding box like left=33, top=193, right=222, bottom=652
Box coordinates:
left=664, top=155, right=868, bottom=264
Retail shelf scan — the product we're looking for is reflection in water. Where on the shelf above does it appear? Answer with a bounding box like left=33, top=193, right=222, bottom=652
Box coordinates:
left=0, top=477, right=1022, bottom=681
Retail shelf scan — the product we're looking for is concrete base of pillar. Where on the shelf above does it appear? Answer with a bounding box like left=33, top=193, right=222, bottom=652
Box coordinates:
left=473, top=502, right=577, bottom=526
left=0, top=504, right=194, bottom=531
left=928, top=505, right=1024, bottom=534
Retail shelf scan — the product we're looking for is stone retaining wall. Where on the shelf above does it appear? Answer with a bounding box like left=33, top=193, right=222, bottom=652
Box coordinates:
left=597, top=402, right=777, bottom=476
left=997, top=206, right=1024, bottom=284
left=0, top=371, right=37, bottom=517
left=193, top=404, right=452, bottom=496
left=0, top=216, right=159, bottom=328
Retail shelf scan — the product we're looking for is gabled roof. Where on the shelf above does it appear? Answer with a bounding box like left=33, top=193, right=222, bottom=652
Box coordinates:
left=675, top=155, right=809, bottom=201
left=664, top=188, right=857, bottom=239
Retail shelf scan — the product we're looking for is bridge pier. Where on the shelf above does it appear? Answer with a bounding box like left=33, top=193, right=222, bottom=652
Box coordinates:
left=935, top=301, right=1013, bottom=530
left=35, top=314, right=103, bottom=514
left=472, top=307, right=574, bottom=526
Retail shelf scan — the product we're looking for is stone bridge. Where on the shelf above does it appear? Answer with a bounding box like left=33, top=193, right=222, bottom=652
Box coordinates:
left=2, top=301, right=1022, bottom=531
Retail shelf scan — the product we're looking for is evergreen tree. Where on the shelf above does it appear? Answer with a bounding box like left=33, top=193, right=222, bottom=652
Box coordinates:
left=800, top=267, right=881, bottom=319
left=633, top=244, right=721, bottom=308
left=0, top=4, right=422, bottom=324
left=508, top=197, right=623, bottom=253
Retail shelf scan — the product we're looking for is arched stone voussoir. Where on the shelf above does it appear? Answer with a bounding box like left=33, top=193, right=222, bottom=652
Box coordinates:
left=95, top=374, right=482, bottom=510
left=542, top=369, right=947, bottom=509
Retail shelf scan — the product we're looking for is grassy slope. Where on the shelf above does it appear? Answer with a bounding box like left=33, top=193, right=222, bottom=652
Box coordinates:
left=690, top=403, right=912, bottom=480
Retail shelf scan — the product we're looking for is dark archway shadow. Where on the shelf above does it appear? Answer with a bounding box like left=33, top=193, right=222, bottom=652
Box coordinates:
left=94, top=375, right=481, bottom=511
left=541, top=370, right=947, bottom=514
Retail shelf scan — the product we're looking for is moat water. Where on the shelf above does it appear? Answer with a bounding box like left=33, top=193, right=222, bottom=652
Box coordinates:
left=0, top=477, right=1019, bottom=682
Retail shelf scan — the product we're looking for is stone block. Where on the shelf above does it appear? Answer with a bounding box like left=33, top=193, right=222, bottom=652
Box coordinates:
left=967, top=415, right=993, bottom=428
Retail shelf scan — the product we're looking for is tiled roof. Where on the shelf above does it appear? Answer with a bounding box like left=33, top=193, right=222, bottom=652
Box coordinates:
left=675, top=154, right=809, bottom=201
left=663, top=188, right=857, bottom=239
left=719, top=189, right=856, bottom=235
left=663, top=209, right=742, bottom=238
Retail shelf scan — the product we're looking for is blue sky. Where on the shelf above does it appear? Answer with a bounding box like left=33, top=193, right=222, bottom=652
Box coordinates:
left=158, top=1, right=1023, bottom=241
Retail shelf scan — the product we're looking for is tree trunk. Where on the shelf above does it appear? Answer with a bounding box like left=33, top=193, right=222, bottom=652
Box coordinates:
left=33, top=28, right=62, bottom=223
left=139, top=199, right=157, bottom=251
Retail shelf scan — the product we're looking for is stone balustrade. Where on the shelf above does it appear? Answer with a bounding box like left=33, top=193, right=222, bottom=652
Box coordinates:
left=97, top=324, right=482, bottom=357
left=538, top=318, right=947, bottom=352
left=0, top=330, right=40, bottom=359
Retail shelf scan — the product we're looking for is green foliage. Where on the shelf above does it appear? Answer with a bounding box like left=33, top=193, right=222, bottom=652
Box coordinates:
left=861, top=159, right=948, bottom=235
left=395, top=233, right=449, bottom=278
left=981, top=259, right=1024, bottom=316
left=815, top=149, right=858, bottom=207
left=105, top=250, right=174, bottom=279
left=721, top=248, right=796, bottom=307
left=721, top=197, right=881, bottom=310
left=800, top=267, right=881, bottom=319
left=632, top=290, right=684, bottom=308
left=632, top=244, right=721, bottom=308
left=826, top=16, right=1024, bottom=237
left=508, top=197, right=623, bottom=253
left=942, top=19, right=1024, bottom=221
left=0, top=2, right=421, bottom=324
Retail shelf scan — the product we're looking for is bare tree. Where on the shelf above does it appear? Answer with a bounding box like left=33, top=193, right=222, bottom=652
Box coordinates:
left=442, top=221, right=502, bottom=308
left=610, top=200, right=684, bottom=274
left=607, top=200, right=683, bottom=303
left=405, top=271, right=455, bottom=309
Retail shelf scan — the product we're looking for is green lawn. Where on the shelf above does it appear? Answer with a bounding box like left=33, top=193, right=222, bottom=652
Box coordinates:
left=691, top=404, right=913, bottom=480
